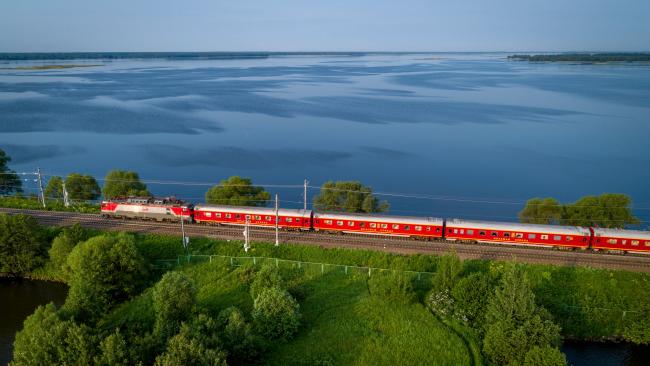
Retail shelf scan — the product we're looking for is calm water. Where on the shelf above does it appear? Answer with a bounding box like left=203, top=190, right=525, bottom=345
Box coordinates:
left=1, top=53, right=649, bottom=225
left=0, top=278, right=68, bottom=365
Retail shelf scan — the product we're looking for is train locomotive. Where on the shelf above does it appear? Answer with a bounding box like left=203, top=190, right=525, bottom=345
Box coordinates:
left=101, top=197, right=650, bottom=254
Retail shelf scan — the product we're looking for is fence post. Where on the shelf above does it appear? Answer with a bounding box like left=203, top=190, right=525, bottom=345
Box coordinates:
left=345, top=266, right=348, bottom=274
left=321, top=263, right=324, bottom=274
left=253, top=257, right=256, bottom=265
left=276, top=258, right=279, bottom=268
left=209, top=256, right=212, bottom=263
left=368, top=267, right=371, bottom=276
left=418, top=273, right=421, bottom=281
left=298, top=262, right=301, bottom=269
left=230, top=257, right=233, bottom=266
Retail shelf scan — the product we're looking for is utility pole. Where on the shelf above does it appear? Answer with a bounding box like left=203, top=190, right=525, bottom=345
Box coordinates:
left=303, top=179, right=309, bottom=211
left=275, top=194, right=279, bottom=246
left=180, top=208, right=189, bottom=254
left=62, top=181, right=70, bottom=207
left=244, top=216, right=250, bottom=252
left=36, top=168, right=45, bottom=208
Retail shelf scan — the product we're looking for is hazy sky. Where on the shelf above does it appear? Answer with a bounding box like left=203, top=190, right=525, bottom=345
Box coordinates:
left=1, top=0, right=649, bottom=52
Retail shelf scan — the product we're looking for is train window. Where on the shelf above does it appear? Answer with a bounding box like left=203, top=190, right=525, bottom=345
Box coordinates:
left=491, top=231, right=498, bottom=237
left=265, top=216, right=271, bottom=221
left=467, top=229, right=474, bottom=235
left=426, top=227, right=431, bottom=231
left=381, top=224, right=388, bottom=229
left=453, top=229, right=458, bottom=234
left=206, top=212, right=212, bottom=217
left=236, top=214, right=241, bottom=219
left=325, top=220, right=333, bottom=225
left=541, top=234, right=548, bottom=240
left=287, top=218, right=293, bottom=223
left=631, top=240, right=639, bottom=246
left=337, top=221, right=344, bottom=226
left=515, top=233, right=523, bottom=239
left=479, top=231, right=486, bottom=236
left=255, top=215, right=261, bottom=220
left=528, top=233, right=536, bottom=239
left=392, top=224, right=400, bottom=229
left=566, top=236, right=572, bottom=241
left=225, top=214, right=231, bottom=219
left=436, top=228, right=440, bottom=232
left=553, top=235, right=562, bottom=241
left=370, top=223, right=377, bottom=228
left=607, top=239, right=617, bottom=244
left=415, top=226, right=422, bottom=231
left=622, top=240, right=627, bottom=245
left=503, top=232, right=510, bottom=238
left=245, top=215, right=251, bottom=220
left=216, top=213, right=221, bottom=218
left=459, top=229, right=464, bottom=234
left=348, top=221, right=354, bottom=226
left=404, top=226, right=410, bottom=230
left=360, top=222, right=366, bottom=227
left=645, top=241, right=650, bottom=247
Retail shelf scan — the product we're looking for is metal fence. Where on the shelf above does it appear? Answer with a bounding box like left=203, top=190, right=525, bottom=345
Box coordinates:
left=154, top=254, right=436, bottom=281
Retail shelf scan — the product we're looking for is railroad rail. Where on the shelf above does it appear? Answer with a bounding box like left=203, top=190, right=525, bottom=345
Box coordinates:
left=2, top=207, right=650, bottom=273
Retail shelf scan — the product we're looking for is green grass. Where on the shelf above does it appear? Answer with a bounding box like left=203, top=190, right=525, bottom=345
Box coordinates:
left=0, top=196, right=99, bottom=213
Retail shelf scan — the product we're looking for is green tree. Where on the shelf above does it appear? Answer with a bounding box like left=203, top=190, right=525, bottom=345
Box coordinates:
left=95, top=329, right=130, bottom=366
left=47, top=224, right=88, bottom=277
left=482, top=264, right=563, bottom=365
left=523, top=346, right=567, bottom=366
left=433, top=251, right=462, bottom=292
left=205, top=176, right=270, bottom=207
left=451, top=272, right=492, bottom=325
left=66, top=173, right=101, bottom=201
left=218, top=307, right=260, bottom=364
left=313, top=180, right=389, bottom=213
left=102, top=170, right=150, bottom=199
left=44, top=176, right=64, bottom=199
left=0, top=148, right=22, bottom=195
left=64, top=233, right=147, bottom=321
left=0, top=213, right=46, bottom=276
left=12, top=303, right=97, bottom=366
left=563, top=193, right=639, bottom=228
left=154, top=329, right=227, bottom=366
left=252, top=287, right=301, bottom=341
left=519, top=197, right=562, bottom=224
left=249, top=264, right=284, bottom=300
left=153, top=271, right=197, bottom=339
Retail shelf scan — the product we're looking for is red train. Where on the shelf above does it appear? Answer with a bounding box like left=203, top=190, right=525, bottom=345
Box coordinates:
left=101, top=197, right=650, bottom=254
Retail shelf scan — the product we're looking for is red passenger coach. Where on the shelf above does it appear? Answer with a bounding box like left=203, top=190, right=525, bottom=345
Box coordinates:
left=591, top=228, right=650, bottom=253
left=313, top=212, right=444, bottom=238
left=445, top=219, right=591, bottom=249
left=193, top=204, right=312, bottom=230
left=100, top=197, right=193, bottom=222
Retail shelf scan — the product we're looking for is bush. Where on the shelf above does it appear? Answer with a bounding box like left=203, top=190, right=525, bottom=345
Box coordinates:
left=64, top=233, right=147, bottom=321
left=48, top=224, right=88, bottom=277
left=95, top=329, right=130, bottom=366
left=451, top=272, right=493, bottom=326
left=154, top=330, right=226, bottom=366
left=523, top=346, right=567, bottom=366
left=218, top=307, right=261, bottom=364
left=249, top=264, right=284, bottom=300
left=153, top=271, right=197, bottom=338
left=432, top=252, right=462, bottom=292
left=252, top=288, right=301, bottom=341
left=367, top=270, right=417, bottom=303
left=0, top=213, right=47, bottom=276
left=12, top=303, right=96, bottom=365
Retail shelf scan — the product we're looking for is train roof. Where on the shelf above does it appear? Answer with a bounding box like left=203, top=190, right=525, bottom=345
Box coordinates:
left=194, top=204, right=312, bottom=217
left=313, top=211, right=444, bottom=225
left=446, top=219, right=591, bottom=235
left=592, top=227, right=650, bottom=240
left=103, top=196, right=190, bottom=206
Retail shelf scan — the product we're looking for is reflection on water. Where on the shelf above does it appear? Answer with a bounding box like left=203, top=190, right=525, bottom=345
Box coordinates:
left=0, top=278, right=68, bottom=365
left=1, top=53, right=649, bottom=225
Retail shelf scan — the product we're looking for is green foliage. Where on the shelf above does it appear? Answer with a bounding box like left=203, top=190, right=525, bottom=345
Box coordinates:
left=205, top=176, right=270, bottom=207
left=154, top=327, right=227, bottom=366
left=218, top=307, right=260, bottom=364
left=0, top=213, right=47, bottom=276
left=12, top=303, right=96, bottom=366
left=95, top=329, right=130, bottom=366
left=563, top=193, right=639, bottom=228
left=66, top=173, right=101, bottom=201
left=432, top=251, right=463, bottom=292
left=519, top=193, right=639, bottom=228
left=482, top=264, right=562, bottom=365
left=153, top=271, right=197, bottom=338
left=0, top=195, right=100, bottom=213
left=451, top=272, right=493, bottom=325
left=102, top=170, right=150, bottom=199
left=313, top=180, right=389, bottom=213
left=523, top=346, right=567, bottom=366
left=519, top=197, right=562, bottom=224
left=44, top=176, right=64, bottom=199
left=47, top=224, right=88, bottom=277
left=367, top=270, right=417, bottom=303
left=249, top=264, right=284, bottom=300
left=64, top=233, right=147, bottom=321
left=0, top=148, right=22, bottom=194
left=252, top=287, right=301, bottom=341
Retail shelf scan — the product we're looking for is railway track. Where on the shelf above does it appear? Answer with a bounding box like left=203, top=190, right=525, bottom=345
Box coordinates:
left=2, top=207, right=650, bottom=273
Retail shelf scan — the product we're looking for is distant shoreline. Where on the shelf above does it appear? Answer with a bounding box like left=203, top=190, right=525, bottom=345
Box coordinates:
left=508, top=53, right=650, bottom=63
left=0, top=64, right=102, bottom=70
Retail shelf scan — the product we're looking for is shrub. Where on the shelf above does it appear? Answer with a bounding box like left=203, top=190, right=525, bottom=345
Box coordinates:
left=154, top=331, right=226, bottom=366
left=367, top=270, right=417, bottom=303
left=153, top=271, right=196, bottom=338
left=523, top=346, right=567, bottom=366
left=218, top=307, right=261, bottom=364
left=252, top=288, right=301, bottom=341
left=95, top=329, right=130, bottom=366
left=48, top=224, right=88, bottom=277
left=426, top=289, right=455, bottom=318
left=0, top=213, right=47, bottom=276
left=432, top=251, right=462, bottom=292
left=451, top=272, right=493, bottom=326
left=249, top=264, right=284, bottom=300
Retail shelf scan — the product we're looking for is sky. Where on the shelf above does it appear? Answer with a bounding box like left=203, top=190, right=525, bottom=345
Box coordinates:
left=1, top=0, right=649, bottom=52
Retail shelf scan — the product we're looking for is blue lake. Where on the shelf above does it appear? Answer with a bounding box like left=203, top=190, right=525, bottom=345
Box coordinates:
left=1, top=53, right=649, bottom=225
